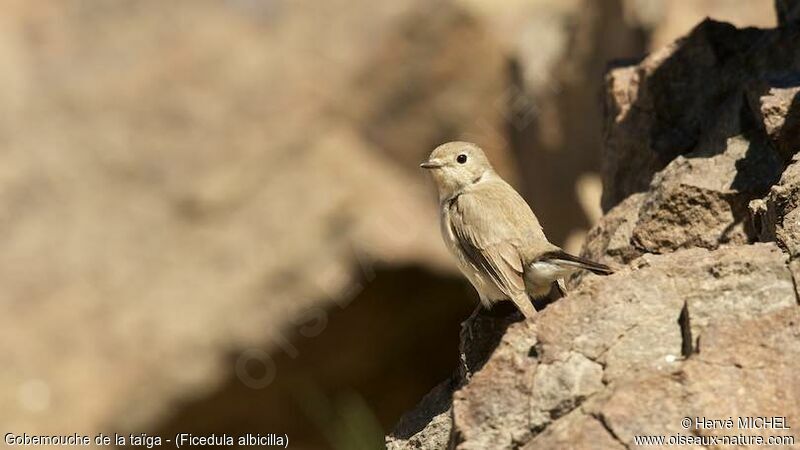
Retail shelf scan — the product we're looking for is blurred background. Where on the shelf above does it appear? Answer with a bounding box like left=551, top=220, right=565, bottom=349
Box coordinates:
left=0, top=0, right=777, bottom=449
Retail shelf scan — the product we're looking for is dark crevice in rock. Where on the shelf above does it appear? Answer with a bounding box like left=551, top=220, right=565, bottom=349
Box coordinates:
left=696, top=358, right=768, bottom=370
left=589, top=323, right=637, bottom=384
left=528, top=420, right=550, bottom=438
left=591, top=412, right=630, bottom=450
left=678, top=301, right=694, bottom=357
left=548, top=395, right=589, bottom=423
left=588, top=354, right=611, bottom=386
left=524, top=352, right=607, bottom=441
left=509, top=432, right=530, bottom=450
left=446, top=417, right=459, bottom=450
left=629, top=235, right=654, bottom=256
left=789, top=261, right=800, bottom=306
left=524, top=396, right=593, bottom=446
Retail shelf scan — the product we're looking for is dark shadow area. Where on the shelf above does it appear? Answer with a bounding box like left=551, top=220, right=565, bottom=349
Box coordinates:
left=461, top=302, right=522, bottom=375
left=731, top=114, right=783, bottom=195
left=774, top=77, right=800, bottom=159
left=390, top=302, right=524, bottom=442
left=128, top=267, right=475, bottom=450
left=389, top=376, right=457, bottom=441
left=600, top=19, right=772, bottom=210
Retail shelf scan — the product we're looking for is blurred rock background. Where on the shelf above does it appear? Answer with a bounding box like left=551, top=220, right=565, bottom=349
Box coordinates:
left=0, top=1, right=778, bottom=449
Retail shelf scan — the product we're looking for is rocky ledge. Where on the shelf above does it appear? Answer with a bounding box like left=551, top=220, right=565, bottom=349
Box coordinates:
left=388, top=10, right=800, bottom=450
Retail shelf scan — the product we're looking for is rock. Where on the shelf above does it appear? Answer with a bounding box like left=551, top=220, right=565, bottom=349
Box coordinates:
left=602, top=18, right=800, bottom=211
left=632, top=135, right=781, bottom=253
left=591, top=307, right=800, bottom=447
left=528, top=352, right=604, bottom=430
left=746, top=77, right=800, bottom=160
left=751, top=153, right=800, bottom=256
left=521, top=408, right=626, bottom=450
left=602, top=20, right=750, bottom=210
left=387, top=377, right=457, bottom=450
left=434, top=244, right=795, bottom=449
left=450, top=319, right=538, bottom=449
left=584, top=133, right=782, bottom=264
left=585, top=373, right=688, bottom=447
left=544, top=244, right=794, bottom=383
left=679, top=310, right=800, bottom=445
left=580, top=193, right=646, bottom=267
left=678, top=245, right=796, bottom=343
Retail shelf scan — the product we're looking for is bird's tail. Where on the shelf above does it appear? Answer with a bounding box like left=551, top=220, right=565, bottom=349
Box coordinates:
left=538, top=250, right=614, bottom=275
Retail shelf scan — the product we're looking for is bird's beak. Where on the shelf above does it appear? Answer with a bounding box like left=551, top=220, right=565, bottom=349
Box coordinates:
left=420, top=159, right=444, bottom=169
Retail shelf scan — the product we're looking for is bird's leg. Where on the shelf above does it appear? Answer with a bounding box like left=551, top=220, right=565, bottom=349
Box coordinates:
left=459, top=303, right=483, bottom=380
left=461, top=302, right=482, bottom=342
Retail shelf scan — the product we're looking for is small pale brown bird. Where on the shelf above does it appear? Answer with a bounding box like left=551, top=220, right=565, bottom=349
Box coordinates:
left=421, top=141, right=613, bottom=319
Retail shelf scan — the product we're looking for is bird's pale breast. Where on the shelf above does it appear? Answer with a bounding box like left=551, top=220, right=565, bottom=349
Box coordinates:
left=439, top=199, right=505, bottom=306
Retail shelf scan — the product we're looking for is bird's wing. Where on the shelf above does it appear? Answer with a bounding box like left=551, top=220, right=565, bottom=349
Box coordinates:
left=450, top=184, right=539, bottom=317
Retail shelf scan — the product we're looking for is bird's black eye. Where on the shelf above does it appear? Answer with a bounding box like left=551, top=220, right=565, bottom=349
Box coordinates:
left=457, top=154, right=468, bottom=164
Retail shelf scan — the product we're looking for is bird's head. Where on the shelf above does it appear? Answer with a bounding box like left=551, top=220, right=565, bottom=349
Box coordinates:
left=420, top=141, right=494, bottom=200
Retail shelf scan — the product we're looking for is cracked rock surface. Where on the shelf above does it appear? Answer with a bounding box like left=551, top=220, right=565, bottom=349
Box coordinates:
left=388, top=7, right=800, bottom=449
